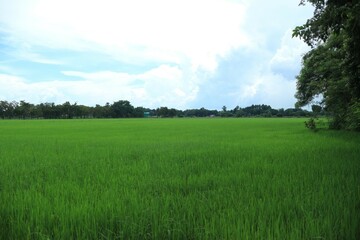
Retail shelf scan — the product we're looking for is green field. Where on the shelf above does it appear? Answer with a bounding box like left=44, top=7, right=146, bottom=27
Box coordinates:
left=0, top=118, right=359, bottom=239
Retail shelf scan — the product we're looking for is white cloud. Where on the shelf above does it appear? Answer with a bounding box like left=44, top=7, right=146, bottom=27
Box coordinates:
left=62, top=64, right=197, bottom=108
left=230, top=30, right=309, bottom=109
left=0, top=0, right=250, bottom=72
left=0, top=74, right=64, bottom=102
left=0, top=65, right=198, bottom=108
left=0, top=0, right=315, bottom=109
left=236, top=72, right=297, bottom=109
left=14, top=49, right=63, bottom=65
left=270, top=29, right=309, bottom=75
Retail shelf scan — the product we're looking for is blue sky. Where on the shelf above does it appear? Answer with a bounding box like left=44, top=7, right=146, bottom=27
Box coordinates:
left=0, top=0, right=313, bottom=110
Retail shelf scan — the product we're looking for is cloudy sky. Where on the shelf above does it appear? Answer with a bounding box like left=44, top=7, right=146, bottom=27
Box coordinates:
left=0, top=0, right=313, bottom=110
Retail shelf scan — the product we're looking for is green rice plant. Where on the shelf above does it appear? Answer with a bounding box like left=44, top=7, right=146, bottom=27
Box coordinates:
left=0, top=118, right=359, bottom=239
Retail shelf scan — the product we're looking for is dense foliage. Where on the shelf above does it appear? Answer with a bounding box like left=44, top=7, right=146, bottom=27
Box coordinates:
left=293, top=0, right=360, bottom=130
left=0, top=100, right=313, bottom=119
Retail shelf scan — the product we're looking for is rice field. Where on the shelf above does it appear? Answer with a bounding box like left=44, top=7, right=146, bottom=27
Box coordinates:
left=0, top=118, right=359, bottom=239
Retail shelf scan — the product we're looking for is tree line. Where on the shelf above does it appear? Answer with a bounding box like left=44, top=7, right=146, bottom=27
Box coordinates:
left=0, top=100, right=317, bottom=119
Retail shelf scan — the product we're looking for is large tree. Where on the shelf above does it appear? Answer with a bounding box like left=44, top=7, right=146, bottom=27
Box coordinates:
left=293, top=0, right=360, bottom=130
left=110, top=100, right=134, bottom=118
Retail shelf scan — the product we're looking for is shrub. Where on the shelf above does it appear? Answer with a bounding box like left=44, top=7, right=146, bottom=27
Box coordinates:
left=305, top=118, right=317, bottom=131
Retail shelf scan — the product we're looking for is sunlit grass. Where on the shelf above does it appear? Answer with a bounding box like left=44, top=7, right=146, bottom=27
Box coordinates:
left=0, top=118, right=359, bottom=239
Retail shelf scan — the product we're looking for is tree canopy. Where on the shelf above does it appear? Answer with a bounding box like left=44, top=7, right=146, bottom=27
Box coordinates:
left=293, top=0, right=360, bottom=130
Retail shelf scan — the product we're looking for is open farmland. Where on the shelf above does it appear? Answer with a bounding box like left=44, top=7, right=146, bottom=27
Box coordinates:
left=0, top=118, right=359, bottom=239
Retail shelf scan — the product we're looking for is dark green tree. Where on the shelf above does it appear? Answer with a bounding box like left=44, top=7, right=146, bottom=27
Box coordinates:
left=293, top=0, right=360, bottom=130
left=0, top=101, right=10, bottom=119
left=14, top=100, right=34, bottom=119
left=311, top=104, right=322, bottom=117
left=110, top=100, right=134, bottom=118
left=39, top=102, right=61, bottom=119
left=133, top=107, right=146, bottom=118
left=156, top=107, right=169, bottom=117
left=61, top=101, right=77, bottom=119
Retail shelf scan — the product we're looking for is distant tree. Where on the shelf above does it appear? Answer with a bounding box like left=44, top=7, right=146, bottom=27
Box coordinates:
left=93, top=103, right=112, bottom=118
left=30, top=105, right=42, bottom=118
left=111, top=100, right=134, bottom=118
left=243, top=104, right=272, bottom=116
left=277, top=108, right=285, bottom=117
left=198, top=107, right=210, bottom=117
left=232, top=106, right=239, bottom=113
left=75, top=105, right=91, bottom=118
left=157, top=107, right=169, bottom=117
left=220, top=105, right=233, bottom=117
left=311, top=105, right=322, bottom=117
left=0, top=99, right=312, bottom=119
left=39, top=102, right=60, bottom=119
left=168, top=108, right=177, bottom=118
left=182, top=108, right=218, bottom=117
left=133, top=107, right=146, bottom=118
left=93, top=104, right=103, bottom=118
left=14, top=100, right=33, bottom=119
left=61, top=101, right=75, bottom=119
left=0, top=101, right=10, bottom=119
left=235, top=108, right=245, bottom=117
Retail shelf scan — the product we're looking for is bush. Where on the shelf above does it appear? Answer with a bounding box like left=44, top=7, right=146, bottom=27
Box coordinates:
left=305, top=118, right=317, bottom=131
